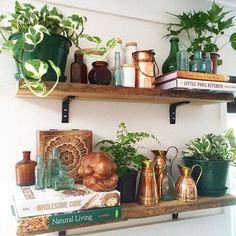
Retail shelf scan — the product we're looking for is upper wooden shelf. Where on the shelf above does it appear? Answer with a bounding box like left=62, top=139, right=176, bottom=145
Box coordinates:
left=18, top=194, right=236, bottom=235
left=16, top=81, right=234, bottom=105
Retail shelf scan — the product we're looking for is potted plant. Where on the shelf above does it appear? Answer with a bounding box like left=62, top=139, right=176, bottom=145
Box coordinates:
left=182, top=128, right=236, bottom=197
left=164, top=1, right=236, bottom=72
left=96, top=122, right=159, bottom=203
left=0, top=1, right=117, bottom=97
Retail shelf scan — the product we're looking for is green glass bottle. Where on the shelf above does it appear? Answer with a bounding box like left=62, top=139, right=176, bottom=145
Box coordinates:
left=161, top=159, right=175, bottom=201
left=53, top=166, right=75, bottom=191
left=46, top=147, right=61, bottom=188
left=190, top=50, right=206, bottom=72
left=35, top=155, right=45, bottom=190
left=162, top=37, right=179, bottom=74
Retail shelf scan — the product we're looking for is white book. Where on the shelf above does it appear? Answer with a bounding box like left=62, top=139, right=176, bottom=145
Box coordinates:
left=158, top=78, right=236, bottom=92
left=13, top=185, right=120, bottom=217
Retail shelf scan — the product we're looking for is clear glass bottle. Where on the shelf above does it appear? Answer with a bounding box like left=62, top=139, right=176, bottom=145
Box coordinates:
left=161, top=159, right=175, bottom=201
left=15, top=151, right=37, bottom=186
left=204, top=52, right=212, bottom=73
left=190, top=50, right=206, bottom=72
left=35, top=155, right=45, bottom=190
left=112, top=52, right=123, bottom=86
left=176, top=44, right=189, bottom=71
left=53, top=167, right=75, bottom=191
left=46, top=147, right=61, bottom=188
left=162, top=37, right=179, bottom=74
left=70, top=50, right=87, bottom=83
left=108, top=38, right=124, bottom=70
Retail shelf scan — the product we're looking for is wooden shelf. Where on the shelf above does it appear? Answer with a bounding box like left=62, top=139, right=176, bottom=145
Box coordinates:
left=122, top=194, right=236, bottom=219
left=16, top=81, right=234, bottom=105
left=17, top=194, right=236, bottom=236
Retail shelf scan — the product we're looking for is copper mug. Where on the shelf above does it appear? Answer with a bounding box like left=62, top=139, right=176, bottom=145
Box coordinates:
left=152, top=146, right=178, bottom=198
left=132, top=49, right=159, bottom=88
left=175, top=164, right=202, bottom=202
left=137, top=160, right=159, bottom=205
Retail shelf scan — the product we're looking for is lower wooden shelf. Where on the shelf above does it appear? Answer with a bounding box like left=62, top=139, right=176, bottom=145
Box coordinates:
left=17, top=194, right=236, bottom=236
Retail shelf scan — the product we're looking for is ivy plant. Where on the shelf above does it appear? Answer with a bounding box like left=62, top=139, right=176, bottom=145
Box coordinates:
left=182, top=128, right=236, bottom=165
left=0, top=1, right=117, bottom=97
left=96, top=122, right=159, bottom=177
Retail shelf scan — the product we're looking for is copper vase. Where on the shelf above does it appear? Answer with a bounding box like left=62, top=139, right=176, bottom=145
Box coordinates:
left=137, top=160, right=159, bottom=205
left=175, top=164, right=202, bottom=202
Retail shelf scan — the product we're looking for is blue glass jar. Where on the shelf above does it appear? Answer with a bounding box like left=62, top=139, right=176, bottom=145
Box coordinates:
left=190, top=50, right=206, bottom=73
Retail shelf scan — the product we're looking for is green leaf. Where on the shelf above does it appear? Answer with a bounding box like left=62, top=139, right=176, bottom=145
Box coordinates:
left=25, top=26, right=45, bottom=45
left=0, top=41, right=15, bottom=53
left=23, top=59, right=48, bottom=79
left=106, top=38, right=118, bottom=49
left=48, top=60, right=61, bottom=78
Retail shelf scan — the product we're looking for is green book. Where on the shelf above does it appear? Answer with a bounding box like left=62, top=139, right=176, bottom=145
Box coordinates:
left=15, top=206, right=122, bottom=234
left=49, top=206, right=121, bottom=227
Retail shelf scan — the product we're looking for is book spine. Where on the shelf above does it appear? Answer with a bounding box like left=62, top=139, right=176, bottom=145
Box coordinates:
left=16, top=206, right=122, bottom=234
left=156, top=71, right=231, bottom=84
left=176, top=71, right=230, bottom=82
left=158, top=78, right=236, bottom=92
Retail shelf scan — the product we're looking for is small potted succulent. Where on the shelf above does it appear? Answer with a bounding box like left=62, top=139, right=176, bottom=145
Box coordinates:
left=164, top=1, right=236, bottom=72
left=0, top=1, right=117, bottom=97
left=182, top=128, right=236, bottom=196
left=96, top=122, right=159, bottom=203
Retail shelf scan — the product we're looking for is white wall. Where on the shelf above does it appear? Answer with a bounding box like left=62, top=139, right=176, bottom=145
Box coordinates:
left=0, top=0, right=235, bottom=235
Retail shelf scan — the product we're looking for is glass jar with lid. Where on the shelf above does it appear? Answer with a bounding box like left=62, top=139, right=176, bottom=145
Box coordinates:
left=125, top=42, right=137, bottom=64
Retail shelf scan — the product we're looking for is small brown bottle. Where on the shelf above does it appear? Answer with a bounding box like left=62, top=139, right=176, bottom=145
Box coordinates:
left=70, top=50, right=88, bottom=83
left=15, top=151, right=37, bottom=186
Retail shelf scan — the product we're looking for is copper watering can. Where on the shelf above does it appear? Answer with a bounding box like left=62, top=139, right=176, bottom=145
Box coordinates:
left=175, top=164, right=202, bottom=202
left=137, top=160, right=159, bottom=205
left=151, top=146, right=178, bottom=198
left=132, top=49, right=159, bottom=88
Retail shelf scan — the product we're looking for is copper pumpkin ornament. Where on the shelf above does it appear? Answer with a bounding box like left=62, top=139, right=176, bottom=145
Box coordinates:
left=78, top=152, right=118, bottom=192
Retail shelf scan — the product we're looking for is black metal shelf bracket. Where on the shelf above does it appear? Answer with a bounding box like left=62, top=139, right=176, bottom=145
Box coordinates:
left=172, top=212, right=179, bottom=220
left=62, top=96, right=75, bottom=123
left=169, top=101, right=190, bottom=124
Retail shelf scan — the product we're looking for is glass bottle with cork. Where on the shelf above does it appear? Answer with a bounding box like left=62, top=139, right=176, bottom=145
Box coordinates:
left=162, top=37, right=179, bottom=74
left=15, top=151, right=37, bottom=186
left=70, top=50, right=87, bottom=83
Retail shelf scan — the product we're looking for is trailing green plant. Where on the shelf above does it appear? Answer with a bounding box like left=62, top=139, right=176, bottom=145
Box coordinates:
left=95, top=122, right=159, bottom=177
left=182, top=128, right=236, bottom=165
left=0, top=1, right=117, bottom=97
left=165, top=1, right=236, bottom=65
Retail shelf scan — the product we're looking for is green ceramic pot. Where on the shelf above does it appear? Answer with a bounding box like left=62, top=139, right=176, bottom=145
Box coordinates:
left=10, top=33, right=71, bottom=82
left=183, top=158, right=229, bottom=197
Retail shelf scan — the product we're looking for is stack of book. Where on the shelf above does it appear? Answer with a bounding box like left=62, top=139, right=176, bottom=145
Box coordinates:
left=12, top=184, right=121, bottom=234
left=156, top=71, right=236, bottom=93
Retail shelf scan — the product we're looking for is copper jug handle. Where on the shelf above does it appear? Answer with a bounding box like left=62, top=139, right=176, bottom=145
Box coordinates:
left=134, top=60, right=160, bottom=78
left=166, top=146, right=178, bottom=167
left=192, top=164, right=203, bottom=185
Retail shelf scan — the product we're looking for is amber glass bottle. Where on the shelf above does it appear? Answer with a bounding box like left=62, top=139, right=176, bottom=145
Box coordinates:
left=70, top=50, right=87, bottom=83
left=15, top=151, right=37, bottom=186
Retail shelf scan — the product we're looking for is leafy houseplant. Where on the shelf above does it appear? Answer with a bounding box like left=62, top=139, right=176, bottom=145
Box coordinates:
left=96, top=122, right=159, bottom=177
left=182, top=128, right=236, bottom=196
left=165, top=1, right=236, bottom=66
left=96, top=122, right=159, bottom=203
left=0, top=1, right=117, bottom=97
